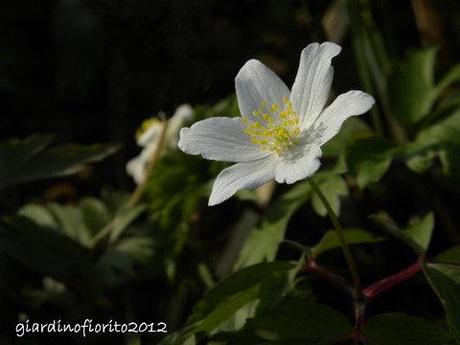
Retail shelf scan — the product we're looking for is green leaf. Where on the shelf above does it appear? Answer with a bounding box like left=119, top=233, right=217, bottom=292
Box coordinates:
left=388, top=48, right=437, bottom=125
left=18, top=203, right=58, bottom=228
left=363, top=313, right=454, bottom=344
left=434, top=64, right=460, bottom=99
left=108, top=204, right=146, bottom=242
left=0, top=217, right=103, bottom=297
left=434, top=245, right=460, bottom=263
left=234, top=182, right=311, bottom=270
left=79, top=197, right=111, bottom=234
left=47, top=203, right=93, bottom=246
left=0, top=135, right=119, bottom=190
left=423, top=267, right=460, bottom=342
left=19, top=203, right=93, bottom=247
left=402, top=142, right=438, bottom=173
left=255, top=271, right=291, bottom=315
left=404, top=213, right=434, bottom=253
left=145, top=151, right=213, bottom=228
left=114, top=236, right=155, bottom=263
left=370, top=213, right=434, bottom=255
left=311, top=175, right=348, bottom=217
left=253, top=298, right=352, bottom=343
left=185, top=262, right=295, bottom=336
left=19, top=197, right=145, bottom=248
left=311, top=228, right=384, bottom=257
left=425, top=246, right=460, bottom=342
left=346, top=135, right=397, bottom=188
left=322, top=117, right=371, bottom=157
left=98, top=236, right=155, bottom=286
left=409, top=109, right=460, bottom=180
left=428, top=263, right=460, bottom=285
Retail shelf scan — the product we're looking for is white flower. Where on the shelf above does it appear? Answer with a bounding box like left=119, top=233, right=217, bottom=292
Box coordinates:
left=127, top=104, right=193, bottom=184
left=178, top=42, right=375, bottom=206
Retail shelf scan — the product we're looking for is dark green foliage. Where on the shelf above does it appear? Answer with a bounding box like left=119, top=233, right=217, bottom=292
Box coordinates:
left=252, top=299, right=352, bottom=344
left=388, top=48, right=438, bottom=126
left=0, top=216, right=104, bottom=298
left=0, top=135, right=119, bottom=190
left=346, top=135, right=397, bottom=189
left=363, top=313, right=454, bottom=345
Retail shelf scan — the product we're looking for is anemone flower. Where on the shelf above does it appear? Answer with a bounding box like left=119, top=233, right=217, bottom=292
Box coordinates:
left=127, top=104, right=193, bottom=184
left=178, top=42, right=375, bottom=206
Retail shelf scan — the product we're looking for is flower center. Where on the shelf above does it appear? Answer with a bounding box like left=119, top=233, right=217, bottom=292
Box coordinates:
left=136, top=117, right=161, bottom=140
left=243, top=97, right=301, bottom=155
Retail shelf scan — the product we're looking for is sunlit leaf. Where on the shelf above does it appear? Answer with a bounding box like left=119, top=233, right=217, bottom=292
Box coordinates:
left=234, top=182, right=311, bottom=270
left=407, top=109, right=460, bottom=180
left=346, top=135, right=397, bottom=188
left=311, top=228, right=384, bottom=257
left=19, top=203, right=93, bottom=246
left=183, top=262, right=295, bottom=338
left=404, top=213, right=434, bottom=253
left=370, top=213, right=434, bottom=255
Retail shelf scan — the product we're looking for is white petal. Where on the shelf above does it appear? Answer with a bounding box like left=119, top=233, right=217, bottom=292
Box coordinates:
left=172, top=104, right=193, bottom=121
left=291, top=42, right=341, bottom=129
left=137, top=122, right=163, bottom=147
left=314, top=90, right=375, bottom=145
left=209, top=156, right=279, bottom=206
left=126, top=156, right=146, bottom=185
left=178, top=117, right=269, bottom=162
left=235, top=59, right=291, bottom=121
left=274, top=142, right=322, bottom=184
left=166, top=104, right=194, bottom=148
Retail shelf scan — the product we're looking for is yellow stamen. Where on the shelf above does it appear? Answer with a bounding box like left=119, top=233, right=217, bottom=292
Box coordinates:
left=135, top=117, right=161, bottom=140
left=244, top=100, right=301, bottom=155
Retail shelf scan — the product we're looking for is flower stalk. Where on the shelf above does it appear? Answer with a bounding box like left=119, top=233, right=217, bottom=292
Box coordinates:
left=307, top=178, right=363, bottom=295
left=90, top=119, right=169, bottom=248
left=126, top=119, right=169, bottom=208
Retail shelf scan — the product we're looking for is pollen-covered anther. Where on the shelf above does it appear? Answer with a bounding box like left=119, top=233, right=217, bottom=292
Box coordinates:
left=243, top=100, right=301, bottom=155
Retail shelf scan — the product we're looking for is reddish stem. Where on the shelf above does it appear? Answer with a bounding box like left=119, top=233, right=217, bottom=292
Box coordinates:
left=301, top=260, right=356, bottom=297
left=363, top=260, right=423, bottom=301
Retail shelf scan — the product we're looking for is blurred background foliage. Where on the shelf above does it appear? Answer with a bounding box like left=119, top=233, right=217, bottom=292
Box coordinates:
left=1, top=0, right=460, bottom=344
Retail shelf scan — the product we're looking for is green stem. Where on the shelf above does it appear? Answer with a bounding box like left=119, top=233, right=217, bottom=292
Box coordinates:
left=308, top=178, right=363, bottom=295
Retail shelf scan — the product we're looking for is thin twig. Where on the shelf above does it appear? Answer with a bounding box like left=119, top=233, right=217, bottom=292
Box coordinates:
left=363, top=259, right=423, bottom=300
